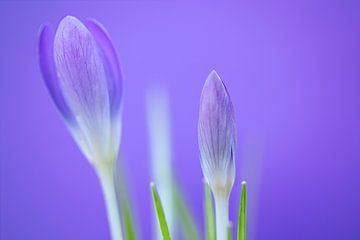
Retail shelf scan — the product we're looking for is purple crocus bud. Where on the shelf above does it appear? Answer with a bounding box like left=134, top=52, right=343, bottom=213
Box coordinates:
left=198, top=70, right=236, bottom=240
left=39, top=16, right=122, bottom=166
left=39, top=16, right=124, bottom=240
left=198, top=70, right=236, bottom=197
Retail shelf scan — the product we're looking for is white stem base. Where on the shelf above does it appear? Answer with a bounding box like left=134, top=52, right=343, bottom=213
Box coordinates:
left=214, top=193, right=229, bottom=240
left=97, top=165, right=123, bottom=240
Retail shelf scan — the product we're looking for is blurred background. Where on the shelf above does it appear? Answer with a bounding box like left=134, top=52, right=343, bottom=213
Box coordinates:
left=1, top=1, right=360, bottom=239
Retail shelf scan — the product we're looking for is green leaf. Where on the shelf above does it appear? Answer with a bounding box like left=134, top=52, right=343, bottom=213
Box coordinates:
left=122, top=201, right=137, bottom=240
left=115, top=164, right=137, bottom=240
left=151, top=182, right=172, bottom=240
left=204, top=182, right=216, bottom=240
left=237, top=181, right=247, bottom=240
left=174, top=185, right=201, bottom=240
left=228, top=223, right=232, bottom=240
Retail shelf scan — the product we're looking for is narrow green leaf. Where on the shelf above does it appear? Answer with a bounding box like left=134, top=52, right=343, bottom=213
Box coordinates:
left=174, top=184, right=201, bottom=240
left=237, top=181, right=247, bottom=240
left=228, top=223, right=232, bottom=240
left=151, top=182, right=171, bottom=240
left=115, top=164, right=137, bottom=240
left=122, top=201, right=137, bottom=240
left=204, top=182, right=216, bottom=240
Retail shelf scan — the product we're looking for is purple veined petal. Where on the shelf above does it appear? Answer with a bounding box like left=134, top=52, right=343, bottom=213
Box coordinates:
left=198, top=70, right=236, bottom=193
left=84, top=19, right=122, bottom=117
left=54, top=16, right=113, bottom=163
left=39, top=23, right=94, bottom=160
left=53, top=16, right=111, bottom=119
left=38, top=23, right=75, bottom=124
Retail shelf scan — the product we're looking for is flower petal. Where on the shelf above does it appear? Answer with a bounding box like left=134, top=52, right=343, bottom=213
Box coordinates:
left=54, top=16, right=112, bottom=162
left=85, top=19, right=122, bottom=116
left=198, top=70, right=236, bottom=193
left=38, top=23, right=75, bottom=124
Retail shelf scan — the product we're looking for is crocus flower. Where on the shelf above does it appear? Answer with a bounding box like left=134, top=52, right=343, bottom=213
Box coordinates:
left=39, top=16, right=123, bottom=240
left=198, top=70, right=236, bottom=240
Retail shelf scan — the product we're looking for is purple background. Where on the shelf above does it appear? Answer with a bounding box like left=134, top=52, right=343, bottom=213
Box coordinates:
left=1, top=1, right=360, bottom=239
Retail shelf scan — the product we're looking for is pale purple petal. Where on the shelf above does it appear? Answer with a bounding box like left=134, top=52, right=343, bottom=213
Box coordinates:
left=38, top=23, right=75, bottom=124
left=198, top=70, right=236, bottom=192
left=85, top=19, right=122, bottom=116
left=54, top=16, right=112, bottom=162
left=54, top=16, right=109, bottom=120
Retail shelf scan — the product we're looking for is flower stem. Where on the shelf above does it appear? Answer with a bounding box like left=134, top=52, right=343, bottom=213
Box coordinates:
left=214, top=193, right=229, bottom=240
left=97, top=165, right=124, bottom=240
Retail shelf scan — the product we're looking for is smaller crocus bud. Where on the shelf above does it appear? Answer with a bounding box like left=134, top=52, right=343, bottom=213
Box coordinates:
left=198, top=70, right=236, bottom=240
left=39, top=16, right=123, bottom=240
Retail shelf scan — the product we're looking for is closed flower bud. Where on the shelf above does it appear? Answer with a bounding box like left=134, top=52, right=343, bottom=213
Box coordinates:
left=198, top=70, right=237, bottom=240
left=39, top=16, right=122, bottom=166
left=198, top=70, right=236, bottom=197
left=38, top=16, right=124, bottom=240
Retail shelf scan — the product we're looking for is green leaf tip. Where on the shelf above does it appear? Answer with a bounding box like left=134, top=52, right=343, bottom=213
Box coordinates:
left=204, top=182, right=216, bottom=240
left=150, top=182, right=171, bottom=240
left=237, top=181, right=247, bottom=240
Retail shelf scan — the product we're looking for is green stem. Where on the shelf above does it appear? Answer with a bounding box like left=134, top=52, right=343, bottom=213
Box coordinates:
left=97, top=165, right=124, bottom=240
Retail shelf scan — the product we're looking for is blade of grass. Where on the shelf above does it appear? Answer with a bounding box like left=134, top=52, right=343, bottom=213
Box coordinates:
left=237, top=181, right=247, bottom=240
left=151, top=182, right=171, bottom=240
left=204, top=182, right=216, bottom=240
left=228, top=223, right=232, bottom=240
left=115, top=162, right=137, bottom=240
left=174, top=184, right=201, bottom=240
left=121, top=201, right=136, bottom=240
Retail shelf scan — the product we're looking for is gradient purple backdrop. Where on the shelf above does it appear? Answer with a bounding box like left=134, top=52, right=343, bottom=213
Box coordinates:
left=1, top=1, right=360, bottom=239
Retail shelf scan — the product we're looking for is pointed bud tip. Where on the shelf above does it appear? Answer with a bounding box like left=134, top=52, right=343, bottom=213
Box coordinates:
left=241, top=181, right=247, bottom=186
left=202, top=69, right=228, bottom=97
left=60, top=15, right=81, bottom=25
left=209, top=69, right=220, bottom=79
left=206, top=69, right=222, bottom=84
left=57, top=15, right=87, bottom=35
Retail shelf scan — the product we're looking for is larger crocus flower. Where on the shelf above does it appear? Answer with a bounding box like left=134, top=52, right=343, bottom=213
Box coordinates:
left=198, top=70, right=236, bottom=240
left=39, top=16, right=123, bottom=240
